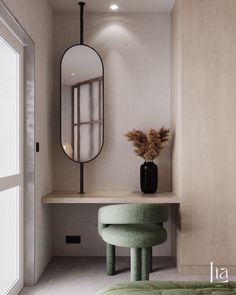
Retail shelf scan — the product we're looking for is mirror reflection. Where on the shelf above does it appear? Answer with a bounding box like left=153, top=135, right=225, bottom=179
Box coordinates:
left=61, top=45, right=104, bottom=162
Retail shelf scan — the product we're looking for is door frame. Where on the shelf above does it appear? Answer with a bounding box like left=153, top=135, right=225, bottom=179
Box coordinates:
left=0, top=16, right=24, bottom=295
left=0, top=0, right=36, bottom=287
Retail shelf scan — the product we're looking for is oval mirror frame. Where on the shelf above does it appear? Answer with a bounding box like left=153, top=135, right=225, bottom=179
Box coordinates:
left=60, top=44, right=104, bottom=163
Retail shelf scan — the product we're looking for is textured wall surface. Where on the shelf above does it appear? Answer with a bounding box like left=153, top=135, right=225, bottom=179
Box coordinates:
left=172, top=0, right=236, bottom=274
left=2, top=0, right=54, bottom=282
left=52, top=13, right=172, bottom=256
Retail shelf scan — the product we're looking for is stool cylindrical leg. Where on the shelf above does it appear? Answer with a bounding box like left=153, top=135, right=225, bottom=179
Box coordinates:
left=106, top=243, right=115, bottom=275
left=148, top=247, right=152, bottom=273
left=130, top=248, right=141, bottom=281
left=141, top=248, right=149, bottom=281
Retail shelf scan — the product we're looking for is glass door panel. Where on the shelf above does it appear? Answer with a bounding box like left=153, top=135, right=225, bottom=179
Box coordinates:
left=0, top=37, right=19, bottom=178
left=0, top=21, right=23, bottom=295
left=0, top=187, right=19, bottom=294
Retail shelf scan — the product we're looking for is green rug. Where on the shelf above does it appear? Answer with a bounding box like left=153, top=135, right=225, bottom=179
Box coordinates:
left=96, top=281, right=236, bottom=295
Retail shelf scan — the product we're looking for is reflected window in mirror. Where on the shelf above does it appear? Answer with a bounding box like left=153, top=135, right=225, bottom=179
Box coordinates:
left=61, top=45, right=104, bottom=163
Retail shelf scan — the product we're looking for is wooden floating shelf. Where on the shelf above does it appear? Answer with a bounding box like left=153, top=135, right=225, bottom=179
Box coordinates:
left=42, top=191, right=180, bottom=204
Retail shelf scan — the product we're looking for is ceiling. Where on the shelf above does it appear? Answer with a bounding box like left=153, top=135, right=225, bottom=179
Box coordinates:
left=48, top=0, right=175, bottom=13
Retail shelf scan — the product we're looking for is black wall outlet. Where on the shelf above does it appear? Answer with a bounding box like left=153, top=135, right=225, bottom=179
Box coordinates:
left=65, top=236, right=81, bottom=244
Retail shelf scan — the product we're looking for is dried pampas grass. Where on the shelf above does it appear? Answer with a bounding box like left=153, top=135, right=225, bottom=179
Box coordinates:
left=125, top=127, right=170, bottom=161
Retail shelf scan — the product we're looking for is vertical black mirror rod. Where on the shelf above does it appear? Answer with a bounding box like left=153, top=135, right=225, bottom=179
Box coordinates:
left=79, top=1, right=85, bottom=194
left=79, top=2, right=85, bottom=45
left=80, top=162, right=84, bottom=194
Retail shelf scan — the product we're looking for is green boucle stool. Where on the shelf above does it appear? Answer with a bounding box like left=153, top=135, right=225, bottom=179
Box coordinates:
left=98, top=204, right=168, bottom=281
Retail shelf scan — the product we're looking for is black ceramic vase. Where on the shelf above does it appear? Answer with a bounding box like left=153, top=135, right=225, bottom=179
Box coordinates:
left=140, top=161, right=158, bottom=193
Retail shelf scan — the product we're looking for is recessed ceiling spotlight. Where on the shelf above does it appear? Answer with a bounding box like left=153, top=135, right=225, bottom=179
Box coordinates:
left=110, top=4, right=119, bottom=11
left=71, top=73, right=76, bottom=76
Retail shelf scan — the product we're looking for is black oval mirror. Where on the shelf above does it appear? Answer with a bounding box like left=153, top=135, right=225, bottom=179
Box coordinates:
left=60, top=44, right=104, bottom=163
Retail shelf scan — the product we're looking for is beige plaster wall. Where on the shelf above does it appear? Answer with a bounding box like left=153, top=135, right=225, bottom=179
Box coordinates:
left=172, top=0, right=236, bottom=274
left=52, top=12, right=172, bottom=256
left=2, top=0, right=54, bottom=282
